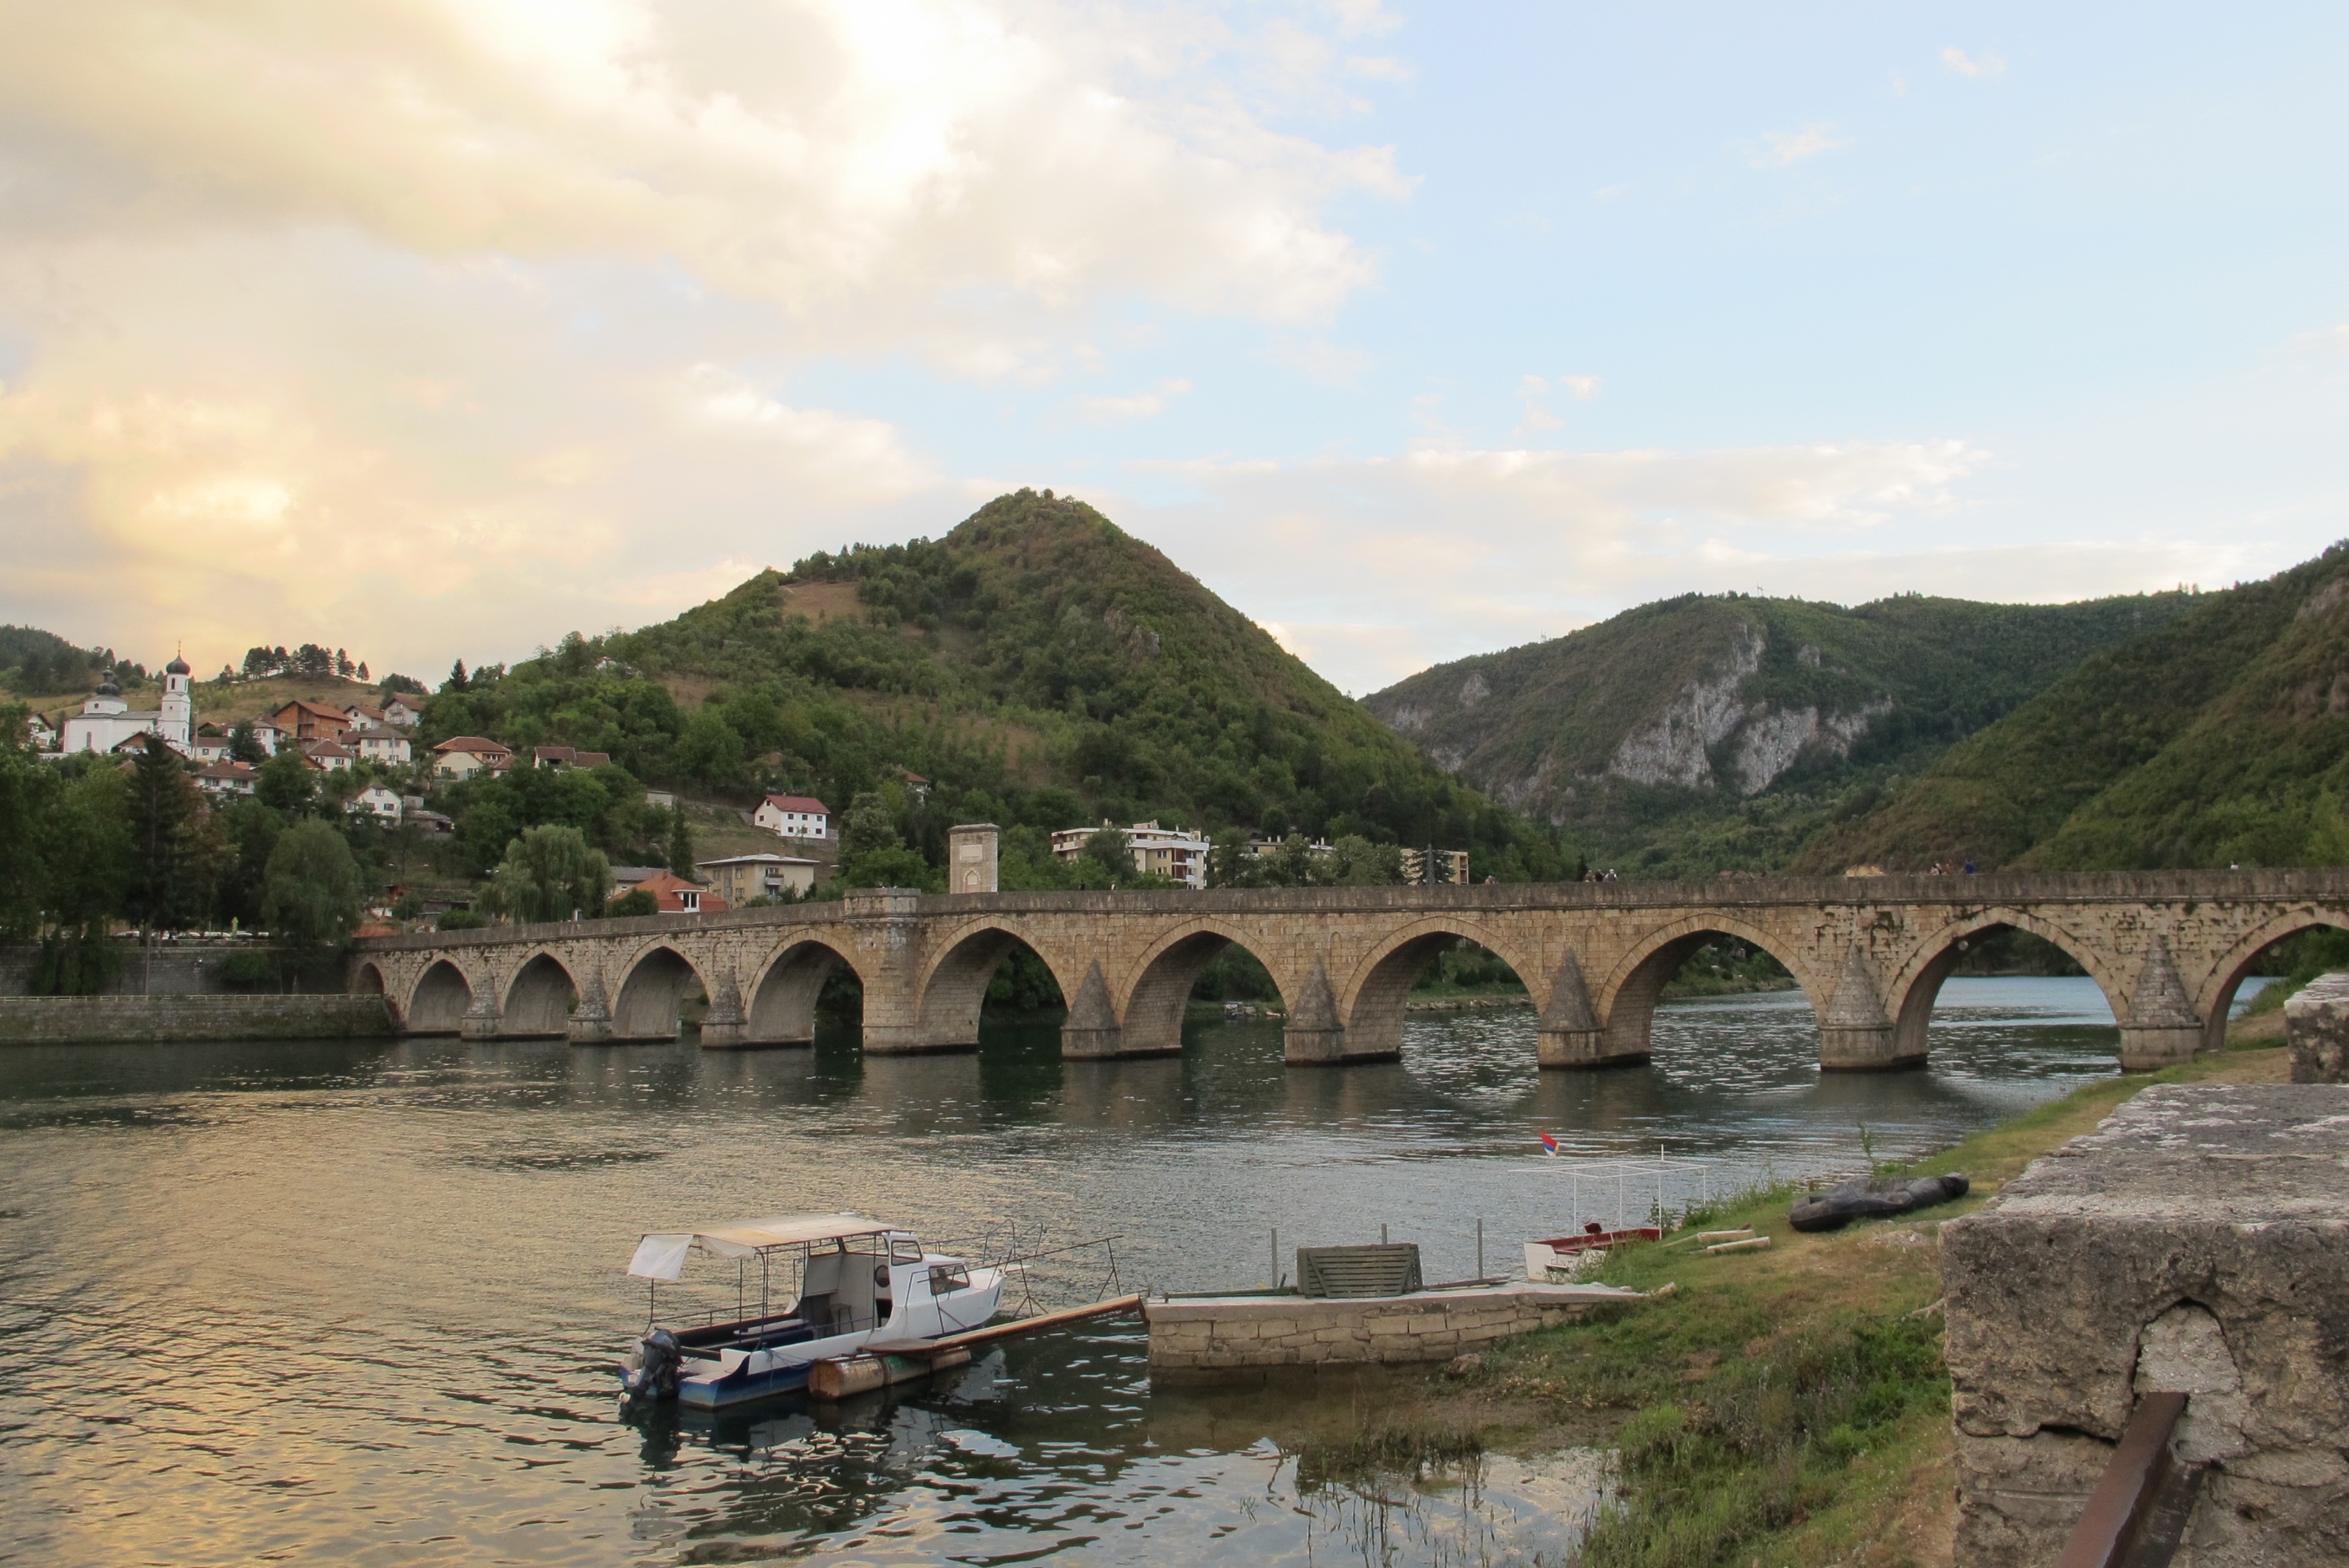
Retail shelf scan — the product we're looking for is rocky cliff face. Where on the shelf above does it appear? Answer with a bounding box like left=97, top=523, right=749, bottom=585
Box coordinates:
left=1363, top=588, right=2198, bottom=872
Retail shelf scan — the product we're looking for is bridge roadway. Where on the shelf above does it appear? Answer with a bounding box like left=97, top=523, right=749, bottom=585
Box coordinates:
left=347, top=870, right=2349, bottom=1073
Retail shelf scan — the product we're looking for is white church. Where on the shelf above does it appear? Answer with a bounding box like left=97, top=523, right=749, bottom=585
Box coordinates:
left=61, top=656, right=194, bottom=756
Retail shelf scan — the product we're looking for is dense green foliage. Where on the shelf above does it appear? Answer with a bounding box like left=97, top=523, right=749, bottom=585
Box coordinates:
left=1367, top=589, right=2197, bottom=879
left=478, top=825, right=613, bottom=923
left=0, top=625, right=108, bottom=694
left=262, top=821, right=364, bottom=968
left=423, top=490, right=1574, bottom=883
left=1798, top=544, right=2349, bottom=870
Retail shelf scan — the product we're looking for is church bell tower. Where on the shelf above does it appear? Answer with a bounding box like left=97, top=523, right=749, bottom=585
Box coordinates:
left=161, top=650, right=193, bottom=748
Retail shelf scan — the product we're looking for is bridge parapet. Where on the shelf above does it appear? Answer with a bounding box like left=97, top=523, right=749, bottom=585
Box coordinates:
left=348, top=871, right=2349, bottom=1072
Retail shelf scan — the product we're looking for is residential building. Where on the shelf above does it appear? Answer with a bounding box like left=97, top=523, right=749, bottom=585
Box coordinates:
left=532, top=744, right=611, bottom=770
left=301, top=737, right=356, bottom=772
left=342, top=701, right=388, bottom=729
left=247, top=718, right=285, bottom=756
left=404, top=807, right=455, bottom=835
left=610, top=865, right=666, bottom=892
left=1050, top=820, right=1210, bottom=888
left=697, top=853, right=822, bottom=906
left=348, top=784, right=402, bottom=820
left=382, top=695, right=425, bottom=729
left=270, top=699, right=353, bottom=742
left=1249, top=837, right=1335, bottom=862
left=62, top=659, right=194, bottom=756
left=644, top=789, right=677, bottom=811
left=189, top=729, right=234, bottom=764
left=613, top=870, right=727, bottom=915
left=430, top=736, right=513, bottom=780
left=194, top=760, right=257, bottom=797
left=350, top=725, right=412, bottom=766
left=24, top=712, right=58, bottom=751
left=754, top=794, right=832, bottom=839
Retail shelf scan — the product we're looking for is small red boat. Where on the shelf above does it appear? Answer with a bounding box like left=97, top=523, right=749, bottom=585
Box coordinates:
left=1524, top=1220, right=1662, bottom=1279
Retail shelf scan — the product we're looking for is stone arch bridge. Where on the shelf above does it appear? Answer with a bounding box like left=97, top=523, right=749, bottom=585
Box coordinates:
left=348, top=871, right=2349, bottom=1073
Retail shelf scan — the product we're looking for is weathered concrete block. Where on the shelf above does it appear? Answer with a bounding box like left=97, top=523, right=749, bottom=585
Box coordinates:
left=1942, top=1084, right=2349, bottom=1567
left=2283, top=972, right=2349, bottom=1083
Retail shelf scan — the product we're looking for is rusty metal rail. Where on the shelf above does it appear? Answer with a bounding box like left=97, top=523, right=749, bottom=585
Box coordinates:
left=2055, top=1392, right=2206, bottom=1568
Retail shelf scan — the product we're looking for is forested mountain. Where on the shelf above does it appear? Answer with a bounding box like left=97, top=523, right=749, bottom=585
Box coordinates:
left=1794, top=543, right=2349, bottom=872
left=424, top=489, right=1575, bottom=881
left=1363, top=589, right=2196, bottom=877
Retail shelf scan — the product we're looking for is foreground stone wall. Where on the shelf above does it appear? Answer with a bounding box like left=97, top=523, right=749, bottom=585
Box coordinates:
left=2283, top=972, right=2349, bottom=1083
left=1144, top=1282, right=1626, bottom=1375
left=0, top=995, right=395, bottom=1045
left=1942, top=1084, right=2349, bottom=1566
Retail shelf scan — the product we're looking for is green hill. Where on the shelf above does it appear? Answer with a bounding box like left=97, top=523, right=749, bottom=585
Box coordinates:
left=423, top=489, right=1574, bottom=882
left=1363, top=589, right=2196, bottom=877
left=1796, top=543, right=2349, bottom=872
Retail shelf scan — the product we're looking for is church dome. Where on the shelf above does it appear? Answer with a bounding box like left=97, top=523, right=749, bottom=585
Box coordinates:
left=96, top=674, right=120, bottom=696
left=165, top=655, right=191, bottom=676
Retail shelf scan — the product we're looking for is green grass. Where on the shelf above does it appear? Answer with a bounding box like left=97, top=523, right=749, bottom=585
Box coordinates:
left=1441, top=1045, right=2290, bottom=1567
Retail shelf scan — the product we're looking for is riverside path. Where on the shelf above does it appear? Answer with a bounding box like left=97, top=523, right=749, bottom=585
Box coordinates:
left=348, top=869, right=2349, bottom=1073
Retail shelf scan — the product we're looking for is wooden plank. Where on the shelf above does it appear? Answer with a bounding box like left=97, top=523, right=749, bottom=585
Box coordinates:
left=926, top=1294, right=1144, bottom=1353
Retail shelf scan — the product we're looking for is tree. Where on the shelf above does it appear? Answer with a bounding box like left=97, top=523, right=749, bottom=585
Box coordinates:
left=840, top=791, right=903, bottom=858
left=608, top=887, right=657, bottom=917
left=675, top=708, right=746, bottom=787
left=477, top=824, right=612, bottom=923
left=1207, top=827, right=1257, bottom=889
left=446, top=659, right=469, bottom=693
left=125, top=734, right=206, bottom=960
left=1080, top=826, right=1134, bottom=882
left=254, top=751, right=317, bottom=815
left=356, top=661, right=370, bottom=681
left=229, top=720, right=268, bottom=765
left=0, top=712, right=59, bottom=939
left=667, top=805, right=693, bottom=876
left=263, top=819, right=362, bottom=982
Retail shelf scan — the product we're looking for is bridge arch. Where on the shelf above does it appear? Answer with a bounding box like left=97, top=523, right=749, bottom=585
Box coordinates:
left=1337, top=917, right=1542, bottom=1061
left=1597, top=914, right=1824, bottom=1063
left=914, top=919, right=1087, bottom=1053
left=407, top=960, right=472, bottom=1035
left=1887, top=908, right=2123, bottom=1062
left=611, top=942, right=709, bottom=1043
left=500, top=950, right=579, bottom=1038
left=2193, top=907, right=2349, bottom=1050
left=744, top=937, right=865, bottom=1047
left=351, top=960, right=397, bottom=1026
left=1118, top=917, right=1297, bottom=1056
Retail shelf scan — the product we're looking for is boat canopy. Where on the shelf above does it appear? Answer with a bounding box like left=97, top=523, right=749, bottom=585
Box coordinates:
left=626, top=1214, right=902, bottom=1281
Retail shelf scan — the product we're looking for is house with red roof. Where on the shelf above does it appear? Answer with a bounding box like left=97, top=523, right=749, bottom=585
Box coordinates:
left=753, top=794, right=831, bottom=839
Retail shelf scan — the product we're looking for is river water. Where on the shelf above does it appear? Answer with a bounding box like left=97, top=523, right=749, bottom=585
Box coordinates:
left=0, top=977, right=2228, bottom=1565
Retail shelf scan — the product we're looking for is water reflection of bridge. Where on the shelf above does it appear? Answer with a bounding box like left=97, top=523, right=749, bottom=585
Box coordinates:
left=350, top=872, right=2349, bottom=1072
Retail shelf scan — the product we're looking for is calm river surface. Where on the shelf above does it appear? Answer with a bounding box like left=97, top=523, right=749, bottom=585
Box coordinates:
left=0, top=977, right=2238, bottom=1566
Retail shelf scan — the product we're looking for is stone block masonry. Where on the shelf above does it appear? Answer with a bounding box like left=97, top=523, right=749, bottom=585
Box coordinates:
left=1941, top=1083, right=2349, bottom=1566
left=1143, top=1281, right=1638, bottom=1376
left=0, top=995, right=396, bottom=1045
left=2283, top=971, right=2349, bottom=1082
left=353, top=869, right=2349, bottom=1072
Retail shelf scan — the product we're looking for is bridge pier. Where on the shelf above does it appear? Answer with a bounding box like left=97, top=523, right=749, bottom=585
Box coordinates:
left=567, top=967, right=612, bottom=1044
left=1819, top=945, right=1924, bottom=1072
left=459, top=966, right=502, bottom=1042
left=2116, top=937, right=2201, bottom=1072
left=848, top=888, right=960, bottom=1054
left=1285, top=960, right=1396, bottom=1066
left=1536, top=952, right=1643, bottom=1068
left=698, top=970, right=749, bottom=1049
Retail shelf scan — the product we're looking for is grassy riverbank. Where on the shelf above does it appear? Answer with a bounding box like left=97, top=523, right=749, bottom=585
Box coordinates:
left=1323, top=1042, right=2292, bottom=1568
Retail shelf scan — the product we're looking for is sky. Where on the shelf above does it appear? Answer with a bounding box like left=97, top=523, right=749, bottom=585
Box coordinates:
left=2, top=0, right=2345, bottom=696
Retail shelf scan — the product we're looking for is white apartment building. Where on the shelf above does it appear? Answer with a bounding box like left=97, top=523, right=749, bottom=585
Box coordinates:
left=1050, top=820, right=1209, bottom=889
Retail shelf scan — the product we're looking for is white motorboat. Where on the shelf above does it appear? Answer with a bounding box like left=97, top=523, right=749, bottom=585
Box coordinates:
left=617, top=1214, right=1005, bottom=1410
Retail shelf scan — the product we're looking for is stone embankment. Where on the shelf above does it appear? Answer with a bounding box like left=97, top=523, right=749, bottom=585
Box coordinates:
left=1144, top=1280, right=1637, bottom=1381
left=0, top=996, right=395, bottom=1045
left=0, top=943, right=289, bottom=997
left=2283, top=971, right=2349, bottom=1081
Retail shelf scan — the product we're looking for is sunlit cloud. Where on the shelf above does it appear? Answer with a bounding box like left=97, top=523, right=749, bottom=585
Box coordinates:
left=1747, top=123, right=1848, bottom=168
left=1942, top=46, right=2008, bottom=79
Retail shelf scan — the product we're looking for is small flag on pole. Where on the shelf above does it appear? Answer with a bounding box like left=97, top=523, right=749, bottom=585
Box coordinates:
left=1539, top=1131, right=1560, bottom=1157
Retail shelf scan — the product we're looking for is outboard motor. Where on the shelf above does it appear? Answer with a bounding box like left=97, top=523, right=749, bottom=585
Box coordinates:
left=619, top=1328, right=682, bottom=1411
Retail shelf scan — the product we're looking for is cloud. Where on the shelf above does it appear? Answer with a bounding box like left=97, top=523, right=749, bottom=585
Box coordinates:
left=1108, top=437, right=2254, bottom=691
left=1514, top=373, right=1602, bottom=435
left=0, top=0, right=1412, bottom=676
left=1747, top=123, right=1848, bottom=168
left=1079, top=378, right=1195, bottom=421
left=1941, top=46, right=2007, bottom=79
